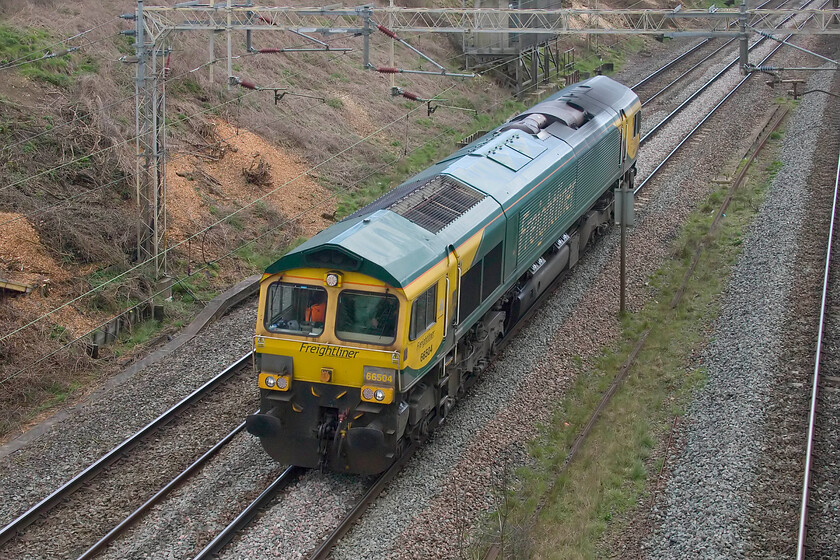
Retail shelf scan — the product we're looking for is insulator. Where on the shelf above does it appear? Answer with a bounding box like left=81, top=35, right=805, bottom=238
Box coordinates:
left=401, top=91, right=420, bottom=101
left=164, top=53, right=171, bottom=77
left=377, top=25, right=398, bottom=40
left=259, top=48, right=283, bottom=54
left=239, top=79, right=257, bottom=90
left=377, top=66, right=400, bottom=74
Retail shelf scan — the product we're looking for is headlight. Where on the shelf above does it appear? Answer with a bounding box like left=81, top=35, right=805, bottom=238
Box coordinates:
left=361, top=385, right=393, bottom=404
left=260, top=373, right=290, bottom=391
left=325, top=272, right=341, bottom=287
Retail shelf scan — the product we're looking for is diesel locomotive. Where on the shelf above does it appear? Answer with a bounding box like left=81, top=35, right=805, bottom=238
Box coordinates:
left=245, top=75, right=641, bottom=474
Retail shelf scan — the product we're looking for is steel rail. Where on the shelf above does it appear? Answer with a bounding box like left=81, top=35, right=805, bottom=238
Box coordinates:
left=630, top=0, right=779, bottom=95
left=796, top=121, right=840, bottom=560
left=638, top=0, right=814, bottom=149
left=76, top=420, right=250, bottom=560
left=636, top=1, right=825, bottom=194
left=307, top=443, right=418, bottom=560
left=0, top=351, right=253, bottom=547
left=631, top=39, right=713, bottom=91
left=193, top=465, right=304, bottom=560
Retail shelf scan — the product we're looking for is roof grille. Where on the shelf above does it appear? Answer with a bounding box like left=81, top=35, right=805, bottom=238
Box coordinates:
left=388, top=175, right=485, bottom=233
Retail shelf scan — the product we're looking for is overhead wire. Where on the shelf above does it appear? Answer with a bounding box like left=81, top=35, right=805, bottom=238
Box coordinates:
left=0, top=17, right=121, bottom=71
left=0, top=30, right=125, bottom=73
left=0, top=86, right=264, bottom=196
left=0, top=18, right=553, bottom=381
left=0, top=31, right=354, bottom=201
left=0, top=45, right=359, bottom=344
left=0, top=79, right=459, bottom=383
left=0, top=37, right=355, bottom=230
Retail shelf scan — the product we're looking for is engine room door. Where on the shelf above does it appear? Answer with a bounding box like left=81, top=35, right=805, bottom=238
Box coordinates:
left=619, top=109, right=627, bottom=167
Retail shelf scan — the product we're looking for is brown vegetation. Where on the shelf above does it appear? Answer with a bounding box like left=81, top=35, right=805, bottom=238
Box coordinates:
left=0, top=0, right=517, bottom=438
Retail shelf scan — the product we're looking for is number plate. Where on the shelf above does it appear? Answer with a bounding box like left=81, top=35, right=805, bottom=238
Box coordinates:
left=364, top=371, right=393, bottom=384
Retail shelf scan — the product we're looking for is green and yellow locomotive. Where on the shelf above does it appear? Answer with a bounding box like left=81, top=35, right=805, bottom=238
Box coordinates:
left=246, top=76, right=641, bottom=474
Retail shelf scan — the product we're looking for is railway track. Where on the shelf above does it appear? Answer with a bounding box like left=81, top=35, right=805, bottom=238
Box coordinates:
left=637, top=0, right=827, bottom=192
left=2, top=6, right=829, bottom=557
left=76, top=416, right=254, bottom=559
left=0, top=353, right=254, bottom=558
left=631, top=0, right=784, bottom=105
left=796, top=107, right=840, bottom=559
left=169, top=12, right=821, bottom=555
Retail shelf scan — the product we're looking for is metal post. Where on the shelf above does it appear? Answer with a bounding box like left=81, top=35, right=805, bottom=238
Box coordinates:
left=620, top=204, right=626, bottom=314
left=543, top=42, right=549, bottom=84
left=389, top=0, right=395, bottom=90
left=615, top=177, right=634, bottom=315
left=226, top=0, right=233, bottom=86
left=739, top=1, right=748, bottom=73
left=158, top=48, right=167, bottom=277
left=134, top=0, right=167, bottom=280
left=151, top=48, right=160, bottom=277
left=209, top=0, right=215, bottom=82
left=530, top=46, right=537, bottom=91
left=135, top=0, right=146, bottom=264
left=362, top=9, right=370, bottom=68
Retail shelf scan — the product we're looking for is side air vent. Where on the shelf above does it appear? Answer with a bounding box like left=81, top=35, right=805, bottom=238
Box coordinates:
left=388, top=175, right=485, bottom=233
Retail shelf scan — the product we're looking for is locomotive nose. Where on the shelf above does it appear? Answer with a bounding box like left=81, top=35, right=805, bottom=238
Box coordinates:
left=246, top=413, right=283, bottom=438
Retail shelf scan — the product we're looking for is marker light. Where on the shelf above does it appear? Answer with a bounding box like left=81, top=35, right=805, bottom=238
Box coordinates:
left=276, top=376, right=289, bottom=390
left=325, top=272, right=341, bottom=287
left=362, top=387, right=374, bottom=400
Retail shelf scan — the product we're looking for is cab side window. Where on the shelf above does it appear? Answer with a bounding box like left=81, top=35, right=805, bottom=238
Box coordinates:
left=409, top=284, right=437, bottom=340
left=633, top=111, right=641, bottom=137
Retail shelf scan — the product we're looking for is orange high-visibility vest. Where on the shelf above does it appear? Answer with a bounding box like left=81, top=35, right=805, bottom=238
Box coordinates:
left=305, top=302, right=326, bottom=322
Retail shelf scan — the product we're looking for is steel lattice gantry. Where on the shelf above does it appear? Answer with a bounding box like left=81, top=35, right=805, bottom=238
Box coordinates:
left=130, top=2, right=840, bottom=279
left=140, top=6, right=840, bottom=38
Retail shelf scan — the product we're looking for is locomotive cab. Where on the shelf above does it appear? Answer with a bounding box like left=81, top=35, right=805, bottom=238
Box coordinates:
left=247, top=266, right=421, bottom=474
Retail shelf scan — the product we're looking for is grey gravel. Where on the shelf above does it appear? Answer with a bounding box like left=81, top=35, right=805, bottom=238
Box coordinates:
left=1, top=29, right=834, bottom=560
left=100, top=434, right=284, bottom=560
left=642, top=65, right=837, bottom=559
left=328, top=38, right=792, bottom=559
left=0, top=304, right=257, bottom=556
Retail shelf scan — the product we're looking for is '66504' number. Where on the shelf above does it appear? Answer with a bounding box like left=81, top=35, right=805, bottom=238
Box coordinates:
left=364, top=371, right=393, bottom=384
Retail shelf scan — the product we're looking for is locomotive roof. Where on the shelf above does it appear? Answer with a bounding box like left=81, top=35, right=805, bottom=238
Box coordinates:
left=266, top=75, right=637, bottom=289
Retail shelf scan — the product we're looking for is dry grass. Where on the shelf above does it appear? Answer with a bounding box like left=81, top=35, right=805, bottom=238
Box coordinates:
left=478, top=138, right=784, bottom=560
left=0, top=0, right=521, bottom=438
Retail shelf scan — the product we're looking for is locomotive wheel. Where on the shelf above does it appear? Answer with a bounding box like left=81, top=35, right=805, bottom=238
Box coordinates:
left=411, top=417, right=430, bottom=444
left=489, top=334, right=502, bottom=357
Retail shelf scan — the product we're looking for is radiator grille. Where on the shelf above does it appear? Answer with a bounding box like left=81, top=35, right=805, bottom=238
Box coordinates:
left=576, top=129, right=620, bottom=206
left=388, top=175, right=485, bottom=233
left=518, top=163, right=576, bottom=265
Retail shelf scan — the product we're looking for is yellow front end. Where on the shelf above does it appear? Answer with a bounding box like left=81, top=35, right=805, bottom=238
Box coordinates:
left=246, top=267, right=409, bottom=474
